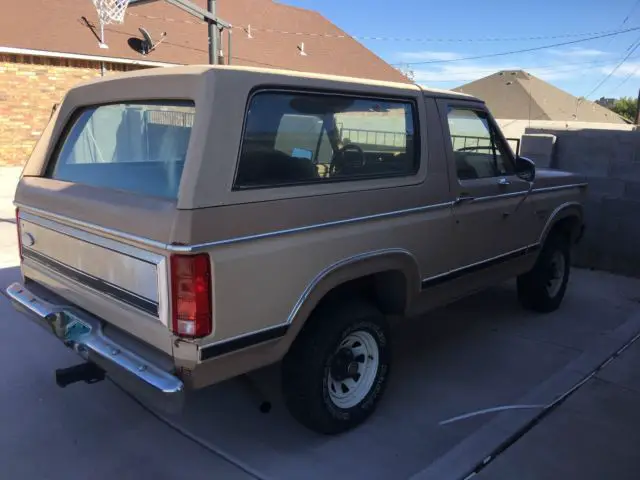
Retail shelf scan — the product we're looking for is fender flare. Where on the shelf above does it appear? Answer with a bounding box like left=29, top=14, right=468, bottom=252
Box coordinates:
left=538, top=201, right=584, bottom=245
left=278, top=248, right=421, bottom=352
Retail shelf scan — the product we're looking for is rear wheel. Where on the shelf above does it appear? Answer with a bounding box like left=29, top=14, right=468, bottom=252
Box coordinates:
left=517, top=232, right=571, bottom=313
left=282, top=300, right=391, bottom=435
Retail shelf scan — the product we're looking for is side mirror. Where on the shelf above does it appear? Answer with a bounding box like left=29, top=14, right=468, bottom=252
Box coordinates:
left=515, top=156, right=536, bottom=182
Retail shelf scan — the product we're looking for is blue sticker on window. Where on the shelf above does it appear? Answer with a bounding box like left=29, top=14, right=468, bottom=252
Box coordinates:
left=291, top=148, right=313, bottom=160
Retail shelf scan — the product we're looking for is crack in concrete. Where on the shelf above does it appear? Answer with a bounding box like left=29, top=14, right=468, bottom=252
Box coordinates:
left=460, top=327, right=640, bottom=479
left=111, top=379, right=269, bottom=480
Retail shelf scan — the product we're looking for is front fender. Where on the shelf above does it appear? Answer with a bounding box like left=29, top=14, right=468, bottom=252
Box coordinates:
left=539, top=201, right=584, bottom=245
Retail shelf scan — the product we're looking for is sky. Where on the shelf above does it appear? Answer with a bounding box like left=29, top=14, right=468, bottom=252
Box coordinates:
left=282, top=0, right=640, bottom=99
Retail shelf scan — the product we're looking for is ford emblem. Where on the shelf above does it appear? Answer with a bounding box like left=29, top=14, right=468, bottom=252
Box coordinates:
left=21, top=232, right=35, bottom=247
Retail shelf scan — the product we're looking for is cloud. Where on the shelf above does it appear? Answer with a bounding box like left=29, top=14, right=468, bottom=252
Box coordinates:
left=393, top=47, right=619, bottom=87
left=396, top=50, right=463, bottom=62
left=548, top=47, right=608, bottom=57
left=411, top=64, right=512, bottom=82
left=409, top=62, right=583, bottom=85
left=526, top=66, right=587, bottom=81
left=599, top=61, right=640, bottom=77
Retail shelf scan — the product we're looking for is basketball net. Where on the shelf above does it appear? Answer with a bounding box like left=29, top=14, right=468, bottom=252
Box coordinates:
left=91, top=0, right=131, bottom=48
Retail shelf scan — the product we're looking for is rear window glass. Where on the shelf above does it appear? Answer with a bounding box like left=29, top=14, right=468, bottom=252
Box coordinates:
left=48, top=102, right=195, bottom=199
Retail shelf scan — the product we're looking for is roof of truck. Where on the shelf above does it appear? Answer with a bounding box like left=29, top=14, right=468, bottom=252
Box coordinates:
left=78, top=64, right=477, bottom=100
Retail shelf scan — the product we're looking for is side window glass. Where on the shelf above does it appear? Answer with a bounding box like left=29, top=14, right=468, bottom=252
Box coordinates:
left=446, top=108, right=514, bottom=180
left=235, top=92, right=419, bottom=189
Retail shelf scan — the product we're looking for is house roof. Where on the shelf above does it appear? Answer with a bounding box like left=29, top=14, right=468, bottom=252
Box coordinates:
left=0, top=0, right=409, bottom=83
left=453, top=70, right=629, bottom=124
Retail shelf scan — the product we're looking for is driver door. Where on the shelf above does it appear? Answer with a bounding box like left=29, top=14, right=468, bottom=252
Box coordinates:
left=439, top=101, right=534, bottom=269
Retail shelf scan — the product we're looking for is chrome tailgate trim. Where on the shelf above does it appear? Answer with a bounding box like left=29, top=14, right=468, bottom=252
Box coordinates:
left=22, top=248, right=159, bottom=316
left=20, top=210, right=163, bottom=263
left=17, top=210, right=169, bottom=325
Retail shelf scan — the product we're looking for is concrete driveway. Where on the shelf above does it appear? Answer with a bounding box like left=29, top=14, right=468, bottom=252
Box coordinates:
left=1, top=166, right=640, bottom=479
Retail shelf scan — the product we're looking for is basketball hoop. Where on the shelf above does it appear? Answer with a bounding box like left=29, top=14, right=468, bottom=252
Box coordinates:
left=91, top=0, right=131, bottom=48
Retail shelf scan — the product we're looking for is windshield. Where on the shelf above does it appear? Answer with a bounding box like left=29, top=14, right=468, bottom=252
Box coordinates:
left=48, top=101, right=195, bottom=199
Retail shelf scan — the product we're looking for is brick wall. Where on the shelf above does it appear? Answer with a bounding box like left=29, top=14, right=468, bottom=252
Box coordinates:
left=0, top=54, right=146, bottom=166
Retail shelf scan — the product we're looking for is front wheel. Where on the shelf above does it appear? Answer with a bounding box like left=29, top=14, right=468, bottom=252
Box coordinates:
left=517, top=232, right=571, bottom=313
left=281, top=301, right=391, bottom=435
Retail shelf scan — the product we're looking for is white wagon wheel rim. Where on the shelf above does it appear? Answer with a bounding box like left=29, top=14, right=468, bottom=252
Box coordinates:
left=547, top=250, right=566, bottom=298
left=327, top=330, right=380, bottom=409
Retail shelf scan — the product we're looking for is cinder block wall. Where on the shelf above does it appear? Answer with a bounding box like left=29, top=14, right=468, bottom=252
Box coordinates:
left=527, top=127, right=640, bottom=277
left=0, top=54, right=144, bottom=166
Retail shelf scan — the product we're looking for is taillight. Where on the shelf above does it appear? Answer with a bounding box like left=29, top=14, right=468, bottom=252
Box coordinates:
left=170, top=253, right=212, bottom=338
left=15, top=207, right=22, bottom=259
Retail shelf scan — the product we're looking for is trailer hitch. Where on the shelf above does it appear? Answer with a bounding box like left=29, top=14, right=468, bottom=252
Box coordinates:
left=55, top=362, right=105, bottom=388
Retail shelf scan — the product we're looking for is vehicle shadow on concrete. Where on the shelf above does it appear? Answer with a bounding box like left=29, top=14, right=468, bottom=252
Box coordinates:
left=0, top=264, right=254, bottom=480
left=164, top=286, right=545, bottom=480
left=160, top=270, right=640, bottom=480
left=3, top=264, right=639, bottom=480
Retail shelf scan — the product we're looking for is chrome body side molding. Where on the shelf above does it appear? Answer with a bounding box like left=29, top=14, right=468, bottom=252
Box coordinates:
left=15, top=183, right=587, bottom=254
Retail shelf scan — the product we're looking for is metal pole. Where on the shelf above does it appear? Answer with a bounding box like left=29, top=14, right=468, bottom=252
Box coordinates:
left=207, top=0, right=217, bottom=64
left=635, top=88, right=640, bottom=126
left=227, top=28, right=232, bottom=65
left=131, top=0, right=230, bottom=64
left=99, top=21, right=105, bottom=74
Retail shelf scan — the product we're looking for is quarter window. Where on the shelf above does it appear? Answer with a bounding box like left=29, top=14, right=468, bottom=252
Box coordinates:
left=446, top=108, right=514, bottom=180
left=234, top=92, right=418, bottom=188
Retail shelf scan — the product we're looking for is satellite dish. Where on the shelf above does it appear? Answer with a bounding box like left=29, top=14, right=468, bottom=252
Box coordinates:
left=138, top=27, right=166, bottom=54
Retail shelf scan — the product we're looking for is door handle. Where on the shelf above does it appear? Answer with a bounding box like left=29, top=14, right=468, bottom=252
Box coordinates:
left=455, top=193, right=475, bottom=205
left=497, top=177, right=511, bottom=186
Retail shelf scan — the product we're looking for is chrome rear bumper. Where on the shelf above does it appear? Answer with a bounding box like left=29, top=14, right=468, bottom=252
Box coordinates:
left=5, top=281, right=184, bottom=410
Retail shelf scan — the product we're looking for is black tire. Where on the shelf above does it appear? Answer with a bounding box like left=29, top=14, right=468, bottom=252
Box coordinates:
left=281, top=300, right=391, bottom=435
left=517, top=231, right=571, bottom=313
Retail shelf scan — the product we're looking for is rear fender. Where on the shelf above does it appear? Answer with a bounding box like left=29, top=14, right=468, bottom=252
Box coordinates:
left=278, top=248, right=421, bottom=354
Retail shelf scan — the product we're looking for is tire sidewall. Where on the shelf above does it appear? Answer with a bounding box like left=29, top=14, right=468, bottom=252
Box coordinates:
left=320, top=319, right=390, bottom=422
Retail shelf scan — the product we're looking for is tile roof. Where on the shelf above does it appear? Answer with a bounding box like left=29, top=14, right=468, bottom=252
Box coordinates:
left=454, top=70, right=629, bottom=124
left=0, top=0, right=409, bottom=83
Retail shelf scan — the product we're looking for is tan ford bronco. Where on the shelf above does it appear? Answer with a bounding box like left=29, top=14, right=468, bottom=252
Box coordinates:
left=7, top=65, right=586, bottom=434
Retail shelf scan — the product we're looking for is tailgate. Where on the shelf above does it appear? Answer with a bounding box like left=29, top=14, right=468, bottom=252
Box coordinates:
left=17, top=207, right=173, bottom=355
left=12, top=95, right=202, bottom=356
